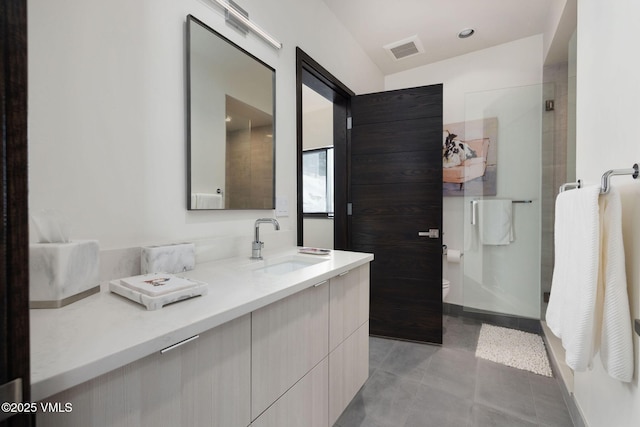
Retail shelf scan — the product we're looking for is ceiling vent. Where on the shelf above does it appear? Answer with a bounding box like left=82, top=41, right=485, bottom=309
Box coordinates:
left=384, top=35, right=424, bottom=61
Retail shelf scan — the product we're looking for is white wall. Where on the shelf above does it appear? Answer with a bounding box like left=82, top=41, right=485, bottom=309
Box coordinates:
left=28, top=0, right=383, bottom=259
left=385, top=35, right=544, bottom=310
left=572, top=1, right=640, bottom=426
left=303, top=106, right=333, bottom=150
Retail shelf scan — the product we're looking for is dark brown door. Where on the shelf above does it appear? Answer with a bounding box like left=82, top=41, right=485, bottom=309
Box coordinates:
left=351, top=85, right=443, bottom=344
left=1, top=1, right=32, bottom=426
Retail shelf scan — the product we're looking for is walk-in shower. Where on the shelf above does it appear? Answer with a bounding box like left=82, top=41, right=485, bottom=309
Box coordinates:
left=460, top=84, right=545, bottom=321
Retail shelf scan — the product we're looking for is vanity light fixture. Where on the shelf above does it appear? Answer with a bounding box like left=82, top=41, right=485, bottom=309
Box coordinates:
left=212, top=0, right=283, bottom=49
left=458, top=28, right=475, bottom=39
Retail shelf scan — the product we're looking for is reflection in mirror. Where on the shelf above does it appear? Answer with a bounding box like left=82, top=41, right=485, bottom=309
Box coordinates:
left=187, top=15, right=275, bottom=210
left=302, top=148, right=334, bottom=214
left=302, top=84, right=334, bottom=248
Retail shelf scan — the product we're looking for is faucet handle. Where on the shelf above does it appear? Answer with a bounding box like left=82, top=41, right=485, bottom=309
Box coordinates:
left=251, top=240, right=264, bottom=260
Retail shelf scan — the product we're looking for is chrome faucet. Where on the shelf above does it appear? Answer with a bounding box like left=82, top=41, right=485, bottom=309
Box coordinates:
left=251, top=218, right=280, bottom=260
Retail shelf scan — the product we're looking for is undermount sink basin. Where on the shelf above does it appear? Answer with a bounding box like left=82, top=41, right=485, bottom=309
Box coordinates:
left=251, top=255, right=328, bottom=275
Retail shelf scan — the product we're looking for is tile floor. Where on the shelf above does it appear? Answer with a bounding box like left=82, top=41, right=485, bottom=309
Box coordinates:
left=334, top=315, right=575, bottom=427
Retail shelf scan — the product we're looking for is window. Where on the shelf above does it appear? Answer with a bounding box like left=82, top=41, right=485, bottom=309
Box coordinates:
left=302, top=147, right=334, bottom=215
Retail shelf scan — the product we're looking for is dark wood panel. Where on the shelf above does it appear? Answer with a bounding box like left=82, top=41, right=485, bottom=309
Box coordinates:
left=351, top=220, right=441, bottom=252
left=333, top=93, right=349, bottom=250
left=358, top=246, right=441, bottom=276
left=351, top=84, right=442, bottom=344
left=296, top=48, right=355, bottom=248
left=351, top=85, right=443, bottom=126
left=351, top=183, right=442, bottom=216
left=369, top=275, right=441, bottom=305
left=370, top=304, right=443, bottom=343
left=1, top=0, right=32, bottom=425
left=352, top=151, right=440, bottom=185
left=351, top=116, right=442, bottom=155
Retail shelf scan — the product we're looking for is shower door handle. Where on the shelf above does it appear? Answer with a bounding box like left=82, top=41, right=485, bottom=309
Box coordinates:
left=470, top=200, right=478, bottom=225
left=418, top=229, right=439, bottom=239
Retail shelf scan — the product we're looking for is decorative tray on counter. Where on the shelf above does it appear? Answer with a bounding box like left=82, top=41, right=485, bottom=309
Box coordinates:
left=109, top=273, right=208, bottom=310
left=298, top=247, right=332, bottom=255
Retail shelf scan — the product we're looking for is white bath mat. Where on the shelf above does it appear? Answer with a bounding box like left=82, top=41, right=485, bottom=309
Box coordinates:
left=475, top=324, right=553, bottom=377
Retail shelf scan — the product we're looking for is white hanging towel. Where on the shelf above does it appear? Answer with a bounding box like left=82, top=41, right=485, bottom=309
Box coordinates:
left=195, top=193, right=223, bottom=209
left=547, top=185, right=601, bottom=372
left=598, top=187, right=633, bottom=382
left=477, top=199, right=514, bottom=245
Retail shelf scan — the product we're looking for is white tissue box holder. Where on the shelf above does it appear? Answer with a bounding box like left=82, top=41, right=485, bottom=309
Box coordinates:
left=141, top=242, right=195, bottom=274
left=29, top=240, right=100, bottom=308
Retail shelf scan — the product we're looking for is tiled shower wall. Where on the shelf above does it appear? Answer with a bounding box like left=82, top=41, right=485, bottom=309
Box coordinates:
left=540, top=61, right=570, bottom=318
left=226, top=125, right=274, bottom=209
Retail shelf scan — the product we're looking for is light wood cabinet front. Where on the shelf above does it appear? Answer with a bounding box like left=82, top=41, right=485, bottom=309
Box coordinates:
left=251, top=282, right=329, bottom=419
left=329, top=265, right=370, bottom=351
left=37, top=314, right=251, bottom=427
left=251, top=358, right=329, bottom=427
left=36, top=261, right=372, bottom=427
left=329, top=322, right=369, bottom=425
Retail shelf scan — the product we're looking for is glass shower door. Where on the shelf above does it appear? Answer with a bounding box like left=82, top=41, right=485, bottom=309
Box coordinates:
left=461, top=84, right=543, bottom=320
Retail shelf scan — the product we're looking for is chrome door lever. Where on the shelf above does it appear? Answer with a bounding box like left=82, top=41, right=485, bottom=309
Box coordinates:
left=418, top=229, right=440, bottom=238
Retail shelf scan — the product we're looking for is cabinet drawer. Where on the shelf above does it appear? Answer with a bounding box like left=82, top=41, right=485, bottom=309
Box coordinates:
left=251, top=283, right=329, bottom=419
left=37, top=314, right=251, bottom=427
left=329, top=264, right=370, bottom=351
left=251, top=358, right=328, bottom=427
left=329, top=321, right=370, bottom=426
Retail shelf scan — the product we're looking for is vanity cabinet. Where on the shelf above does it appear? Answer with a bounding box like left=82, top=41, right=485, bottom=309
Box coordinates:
left=251, top=358, right=329, bottom=427
left=34, top=257, right=372, bottom=427
left=251, top=280, right=329, bottom=419
left=328, top=266, right=370, bottom=425
left=252, top=264, right=370, bottom=427
left=329, top=323, right=369, bottom=425
left=37, top=314, right=251, bottom=427
left=329, top=266, right=370, bottom=351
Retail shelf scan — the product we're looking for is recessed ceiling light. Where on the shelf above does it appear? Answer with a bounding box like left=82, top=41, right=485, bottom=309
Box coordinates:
left=458, top=28, right=475, bottom=39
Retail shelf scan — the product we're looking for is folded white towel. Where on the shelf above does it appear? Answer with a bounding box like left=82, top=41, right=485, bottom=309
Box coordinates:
left=598, top=187, right=633, bottom=382
left=195, top=193, right=223, bottom=209
left=547, top=185, right=601, bottom=372
left=477, top=199, right=514, bottom=245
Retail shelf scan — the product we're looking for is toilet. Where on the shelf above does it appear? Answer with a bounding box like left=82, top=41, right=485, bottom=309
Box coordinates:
left=442, top=245, right=450, bottom=301
left=442, top=279, right=450, bottom=300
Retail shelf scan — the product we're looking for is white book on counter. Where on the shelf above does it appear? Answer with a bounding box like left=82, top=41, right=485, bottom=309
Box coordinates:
left=119, top=273, right=200, bottom=297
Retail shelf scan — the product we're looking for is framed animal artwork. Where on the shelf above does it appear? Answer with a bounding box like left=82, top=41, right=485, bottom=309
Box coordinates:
left=442, top=117, right=498, bottom=196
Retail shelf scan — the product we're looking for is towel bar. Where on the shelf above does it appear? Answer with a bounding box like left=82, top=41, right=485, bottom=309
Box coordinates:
left=600, top=163, right=639, bottom=194
left=559, top=180, right=582, bottom=193
left=469, top=199, right=533, bottom=225
left=560, top=164, right=639, bottom=194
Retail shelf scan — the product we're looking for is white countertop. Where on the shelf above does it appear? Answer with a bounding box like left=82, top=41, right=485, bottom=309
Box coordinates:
left=30, top=248, right=373, bottom=401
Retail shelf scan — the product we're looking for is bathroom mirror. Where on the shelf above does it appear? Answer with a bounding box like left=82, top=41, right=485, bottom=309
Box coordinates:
left=187, top=15, right=275, bottom=210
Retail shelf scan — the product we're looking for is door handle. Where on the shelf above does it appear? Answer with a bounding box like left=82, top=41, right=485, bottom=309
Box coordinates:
left=418, top=229, right=440, bottom=238
left=470, top=200, right=478, bottom=225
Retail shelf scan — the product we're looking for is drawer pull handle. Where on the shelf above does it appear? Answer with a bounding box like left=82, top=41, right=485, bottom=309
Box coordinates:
left=338, top=270, right=350, bottom=277
left=314, top=280, right=328, bottom=287
left=160, top=334, right=199, bottom=354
